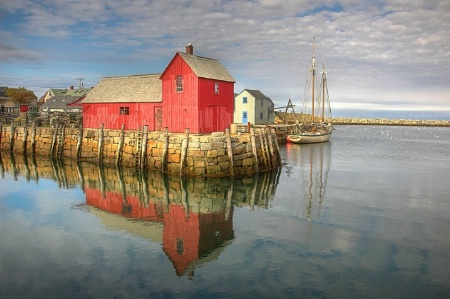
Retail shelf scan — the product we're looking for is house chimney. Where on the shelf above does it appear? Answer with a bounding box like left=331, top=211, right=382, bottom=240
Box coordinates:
left=186, top=43, right=193, bottom=55
left=70, top=86, right=74, bottom=90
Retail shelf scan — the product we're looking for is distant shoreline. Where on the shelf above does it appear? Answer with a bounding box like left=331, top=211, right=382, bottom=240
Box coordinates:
left=273, top=112, right=450, bottom=127
left=331, top=117, right=450, bottom=127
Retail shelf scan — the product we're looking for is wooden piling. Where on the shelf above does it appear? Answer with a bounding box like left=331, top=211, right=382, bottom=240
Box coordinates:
left=98, top=123, right=104, bottom=165
left=23, top=127, right=28, bottom=155
left=258, top=128, right=269, bottom=169
left=31, top=125, right=36, bottom=155
left=76, top=124, right=83, bottom=159
left=180, top=128, right=189, bottom=175
left=58, top=125, right=65, bottom=158
left=140, top=125, right=148, bottom=171
left=161, top=127, right=169, bottom=171
left=267, top=127, right=275, bottom=166
left=116, top=124, right=125, bottom=167
left=9, top=125, right=15, bottom=152
left=250, top=127, right=259, bottom=172
left=50, top=126, right=57, bottom=157
left=271, top=128, right=282, bottom=163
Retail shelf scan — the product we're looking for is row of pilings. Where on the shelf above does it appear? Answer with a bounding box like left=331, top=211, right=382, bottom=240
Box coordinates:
left=0, top=124, right=282, bottom=177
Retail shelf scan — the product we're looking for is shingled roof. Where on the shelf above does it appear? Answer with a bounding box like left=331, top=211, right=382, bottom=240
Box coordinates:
left=244, top=89, right=270, bottom=100
left=175, top=52, right=235, bottom=82
left=40, top=96, right=83, bottom=111
left=82, top=74, right=162, bottom=104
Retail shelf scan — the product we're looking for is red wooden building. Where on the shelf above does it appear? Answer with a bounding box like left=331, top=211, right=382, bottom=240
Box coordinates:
left=82, top=44, right=235, bottom=133
left=82, top=74, right=163, bottom=130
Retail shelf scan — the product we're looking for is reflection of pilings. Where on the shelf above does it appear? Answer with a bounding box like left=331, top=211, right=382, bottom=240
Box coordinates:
left=51, top=158, right=68, bottom=189
left=0, top=155, right=281, bottom=213
left=51, top=157, right=60, bottom=188
left=117, top=166, right=127, bottom=204
left=24, top=153, right=30, bottom=181
left=98, top=163, right=106, bottom=199
left=136, top=169, right=149, bottom=208
left=77, top=161, right=85, bottom=192
left=10, top=152, right=17, bottom=181
left=141, top=170, right=149, bottom=208
left=31, top=155, right=38, bottom=182
left=181, top=177, right=190, bottom=218
left=0, top=153, right=4, bottom=179
left=225, top=179, right=234, bottom=220
left=260, top=170, right=269, bottom=206
left=250, top=175, right=257, bottom=210
left=267, top=167, right=281, bottom=201
left=163, top=172, right=170, bottom=213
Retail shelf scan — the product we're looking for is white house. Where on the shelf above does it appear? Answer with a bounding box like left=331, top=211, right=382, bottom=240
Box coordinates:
left=233, top=89, right=274, bottom=125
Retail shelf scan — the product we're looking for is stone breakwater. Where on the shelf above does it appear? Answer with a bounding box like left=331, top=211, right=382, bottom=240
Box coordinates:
left=0, top=125, right=281, bottom=177
left=328, top=118, right=450, bottom=126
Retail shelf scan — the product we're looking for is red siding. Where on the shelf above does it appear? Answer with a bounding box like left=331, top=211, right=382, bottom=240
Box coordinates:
left=160, top=53, right=235, bottom=133
left=161, top=54, right=200, bottom=133
left=83, top=102, right=161, bottom=130
left=198, top=78, right=234, bottom=132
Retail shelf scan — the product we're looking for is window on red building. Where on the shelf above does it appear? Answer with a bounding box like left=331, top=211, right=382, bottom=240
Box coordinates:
left=120, top=107, right=129, bottom=115
left=176, top=75, right=183, bottom=92
left=214, top=82, right=219, bottom=95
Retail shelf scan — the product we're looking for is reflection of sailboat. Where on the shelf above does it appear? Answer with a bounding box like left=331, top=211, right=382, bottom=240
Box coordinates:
left=285, top=142, right=331, bottom=221
left=287, top=38, right=333, bottom=144
left=301, top=143, right=331, bottom=222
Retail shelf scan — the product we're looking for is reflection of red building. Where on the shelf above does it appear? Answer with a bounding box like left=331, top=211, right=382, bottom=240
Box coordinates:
left=85, top=188, right=165, bottom=222
left=85, top=186, right=234, bottom=277
left=163, top=205, right=234, bottom=276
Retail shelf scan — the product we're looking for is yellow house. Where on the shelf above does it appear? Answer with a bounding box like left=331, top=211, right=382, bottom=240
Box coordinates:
left=233, top=89, right=274, bottom=125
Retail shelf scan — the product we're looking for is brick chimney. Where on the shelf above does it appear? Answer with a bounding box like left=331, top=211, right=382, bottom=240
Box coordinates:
left=186, top=43, right=193, bottom=55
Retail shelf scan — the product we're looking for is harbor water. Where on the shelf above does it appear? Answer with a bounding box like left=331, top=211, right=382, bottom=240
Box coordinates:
left=1, top=125, right=449, bottom=298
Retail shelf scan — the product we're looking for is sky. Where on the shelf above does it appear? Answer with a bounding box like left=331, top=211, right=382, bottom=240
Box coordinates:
left=1, top=0, right=449, bottom=119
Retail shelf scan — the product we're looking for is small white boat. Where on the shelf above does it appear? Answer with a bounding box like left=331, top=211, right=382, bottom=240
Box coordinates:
left=286, top=123, right=332, bottom=144
left=287, top=38, right=333, bottom=144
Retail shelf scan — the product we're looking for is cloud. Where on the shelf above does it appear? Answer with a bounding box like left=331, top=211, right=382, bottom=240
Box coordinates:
left=0, top=0, right=449, bottom=113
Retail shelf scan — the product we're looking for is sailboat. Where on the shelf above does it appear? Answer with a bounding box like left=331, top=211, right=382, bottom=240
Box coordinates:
left=287, top=38, right=333, bottom=144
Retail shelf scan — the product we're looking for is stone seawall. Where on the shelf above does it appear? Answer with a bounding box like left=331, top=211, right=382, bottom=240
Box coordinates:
left=331, top=118, right=450, bottom=126
left=0, top=125, right=281, bottom=177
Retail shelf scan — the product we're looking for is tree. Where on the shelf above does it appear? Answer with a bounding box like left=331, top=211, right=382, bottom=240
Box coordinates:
left=5, top=87, right=37, bottom=106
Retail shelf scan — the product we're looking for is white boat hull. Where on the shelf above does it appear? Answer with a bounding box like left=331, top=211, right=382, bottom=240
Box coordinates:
left=287, top=131, right=332, bottom=144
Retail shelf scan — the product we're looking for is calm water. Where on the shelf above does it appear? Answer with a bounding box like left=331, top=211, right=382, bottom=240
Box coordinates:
left=1, top=125, right=449, bottom=299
